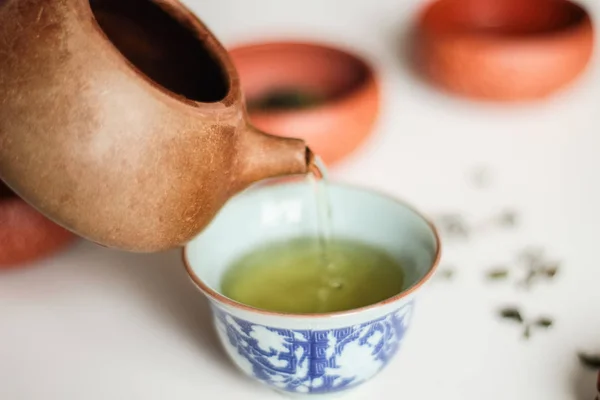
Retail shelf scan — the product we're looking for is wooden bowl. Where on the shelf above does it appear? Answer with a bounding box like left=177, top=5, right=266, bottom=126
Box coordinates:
left=414, top=0, right=594, bottom=101
left=0, top=182, right=76, bottom=268
left=229, top=42, right=380, bottom=166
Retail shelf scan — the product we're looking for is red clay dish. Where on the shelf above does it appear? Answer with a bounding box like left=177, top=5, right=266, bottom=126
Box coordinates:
left=0, top=182, right=76, bottom=269
left=229, top=41, right=380, bottom=166
left=414, top=0, right=594, bottom=101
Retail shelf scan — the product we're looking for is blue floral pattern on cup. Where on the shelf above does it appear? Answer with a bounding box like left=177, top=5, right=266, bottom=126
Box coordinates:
left=213, top=302, right=413, bottom=394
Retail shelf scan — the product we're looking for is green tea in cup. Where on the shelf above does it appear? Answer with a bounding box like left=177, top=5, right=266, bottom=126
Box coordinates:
left=220, top=159, right=406, bottom=315
left=221, top=236, right=405, bottom=314
left=184, top=179, right=440, bottom=397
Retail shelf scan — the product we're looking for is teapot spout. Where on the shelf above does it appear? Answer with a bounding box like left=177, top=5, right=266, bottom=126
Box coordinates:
left=235, top=124, right=312, bottom=189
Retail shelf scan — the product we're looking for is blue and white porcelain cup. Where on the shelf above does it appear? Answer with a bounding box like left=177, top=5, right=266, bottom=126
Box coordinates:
left=184, top=182, right=440, bottom=398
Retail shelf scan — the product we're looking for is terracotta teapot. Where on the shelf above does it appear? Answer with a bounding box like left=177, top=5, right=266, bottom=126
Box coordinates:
left=0, top=0, right=312, bottom=252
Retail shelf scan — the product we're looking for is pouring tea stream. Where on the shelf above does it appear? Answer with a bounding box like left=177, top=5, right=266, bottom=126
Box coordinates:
left=0, top=0, right=315, bottom=252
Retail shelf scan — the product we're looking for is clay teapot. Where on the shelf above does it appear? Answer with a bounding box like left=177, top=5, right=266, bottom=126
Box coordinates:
left=0, top=0, right=312, bottom=252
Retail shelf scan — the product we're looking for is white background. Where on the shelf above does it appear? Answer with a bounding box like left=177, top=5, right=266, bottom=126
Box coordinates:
left=1, top=0, right=600, bottom=399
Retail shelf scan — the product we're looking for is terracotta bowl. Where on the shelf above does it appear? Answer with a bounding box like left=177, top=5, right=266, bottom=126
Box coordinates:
left=413, top=0, right=594, bottom=101
left=0, top=182, right=76, bottom=269
left=229, top=42, right=380, bottom=166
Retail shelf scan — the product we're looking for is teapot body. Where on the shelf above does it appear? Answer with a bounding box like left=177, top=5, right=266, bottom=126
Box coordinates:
left=0, top=0, right=308, bottom=251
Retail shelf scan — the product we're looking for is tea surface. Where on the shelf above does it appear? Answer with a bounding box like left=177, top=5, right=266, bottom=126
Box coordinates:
left=220, top=237, right=404, bottom=314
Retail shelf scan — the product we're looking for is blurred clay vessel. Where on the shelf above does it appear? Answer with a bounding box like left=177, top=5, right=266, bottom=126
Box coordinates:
left=0, top=182, right=76, bottom=269
left=413, top=0, right=594, bottom=101
left=230, top=41, right=381, bottom=166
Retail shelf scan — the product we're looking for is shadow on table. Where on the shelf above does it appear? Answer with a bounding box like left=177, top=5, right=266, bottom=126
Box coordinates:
left=67, top=240, right=233, bottom=372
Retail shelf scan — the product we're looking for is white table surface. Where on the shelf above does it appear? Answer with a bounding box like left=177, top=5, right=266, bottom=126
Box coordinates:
left=2, top=0, right=600, bottom=399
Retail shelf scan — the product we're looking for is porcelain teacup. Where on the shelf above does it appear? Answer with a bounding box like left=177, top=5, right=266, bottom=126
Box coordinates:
left=183, top=181, right=440, bottom=398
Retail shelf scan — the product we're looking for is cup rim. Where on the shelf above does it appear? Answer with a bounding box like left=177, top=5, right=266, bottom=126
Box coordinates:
left=182, top=181, right=442, bottom=319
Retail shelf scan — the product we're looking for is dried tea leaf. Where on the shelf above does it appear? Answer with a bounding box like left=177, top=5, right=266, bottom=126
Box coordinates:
left=486, top=268, right=509, bottom=280
left=578, top=353, right=600, bottom=369
left=499, top=308, right=523, bottom=323
left=436, top=214, right=470, bottom=239
left=519, top=270, right=537, bottom=290
left=469, top=167, right=493, bottom=189
left=496, top=209, right=519, bottom=227
left=440, top=269, right=455, bottom=279
left=534, top=317, right=553, bottom=328
left=517, top=255, right=561, bottom=289
left=435, top=268, right=455, bottom=281
left=518, top=247, right=545, bottom=266
left=522, top=325, right=531, bottom=340
left=543, top=264, right=560, bottom=278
